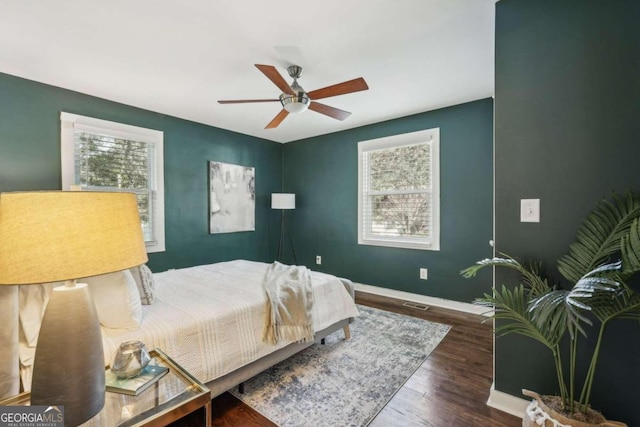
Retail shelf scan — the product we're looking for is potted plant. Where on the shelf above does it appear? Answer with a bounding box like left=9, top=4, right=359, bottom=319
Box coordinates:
left=462, top=192, right=640, bottom=427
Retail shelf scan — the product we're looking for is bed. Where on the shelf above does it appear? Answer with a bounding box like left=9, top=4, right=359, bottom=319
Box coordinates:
left=0, top=259, right=359, bottom=413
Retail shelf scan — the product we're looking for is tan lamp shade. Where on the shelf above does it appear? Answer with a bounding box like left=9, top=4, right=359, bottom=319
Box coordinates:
left=0, top=191, right=148, bottom=285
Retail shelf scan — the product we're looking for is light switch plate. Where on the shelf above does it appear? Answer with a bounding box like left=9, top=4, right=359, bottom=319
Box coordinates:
left=521, top=199, right=540, bottom=223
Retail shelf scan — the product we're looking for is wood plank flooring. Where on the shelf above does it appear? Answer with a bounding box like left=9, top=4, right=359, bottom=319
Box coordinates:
left=170, top=292, right=522, bottom=427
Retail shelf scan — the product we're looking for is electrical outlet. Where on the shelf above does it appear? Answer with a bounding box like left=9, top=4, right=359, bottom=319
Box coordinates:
left=316, top=256, right=322, bottom=265
left=419, top=268, right=428, bottom=280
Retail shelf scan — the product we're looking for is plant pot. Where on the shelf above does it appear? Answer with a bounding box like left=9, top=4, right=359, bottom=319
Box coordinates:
left=522, top=390, right=627, bottom=427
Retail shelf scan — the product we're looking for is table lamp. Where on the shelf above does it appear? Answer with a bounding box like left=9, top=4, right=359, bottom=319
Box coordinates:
left=0, top=191, right=148, bottom=426
left=271, top=193, right=297, bottom=264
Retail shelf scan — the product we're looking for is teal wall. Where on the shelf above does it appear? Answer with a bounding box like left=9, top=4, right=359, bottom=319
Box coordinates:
left=0, top=72, right=283, bottom=272
left=282, top=99, right=494, bottom=302
left=495, top=0, right=640, bottom=424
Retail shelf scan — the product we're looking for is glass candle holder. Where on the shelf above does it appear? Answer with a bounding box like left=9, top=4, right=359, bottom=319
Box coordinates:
left=111, top=340, right=151, bottom=378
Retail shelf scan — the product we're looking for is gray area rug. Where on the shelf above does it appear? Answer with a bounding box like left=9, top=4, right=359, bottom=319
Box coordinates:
left=230, top=304, right=451, bottom=427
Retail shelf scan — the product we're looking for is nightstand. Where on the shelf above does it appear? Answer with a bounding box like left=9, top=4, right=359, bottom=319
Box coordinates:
left=0, top=349, right=211, bottom=427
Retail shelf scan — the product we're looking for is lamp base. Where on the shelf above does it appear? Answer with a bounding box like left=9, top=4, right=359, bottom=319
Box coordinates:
left=31, top=281, right=105, bottom=426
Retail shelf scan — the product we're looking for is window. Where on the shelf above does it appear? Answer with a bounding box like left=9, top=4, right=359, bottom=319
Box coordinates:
left=60, top=112, right=165, bottom=253
left=358, top=128, right=440, bottom=251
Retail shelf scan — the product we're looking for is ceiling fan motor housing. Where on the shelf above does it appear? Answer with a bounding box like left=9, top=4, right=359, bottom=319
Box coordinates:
left=280, top=66, right=310, bottom=113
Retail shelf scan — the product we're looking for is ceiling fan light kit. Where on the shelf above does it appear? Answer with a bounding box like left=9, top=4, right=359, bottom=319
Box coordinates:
left=218, top=64, right=369, bottom=129
left=280, top=93, right=310, bottom=113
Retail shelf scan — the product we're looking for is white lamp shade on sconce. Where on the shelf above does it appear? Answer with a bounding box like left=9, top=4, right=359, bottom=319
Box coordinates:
left=272, top=193, right=296, bottom=210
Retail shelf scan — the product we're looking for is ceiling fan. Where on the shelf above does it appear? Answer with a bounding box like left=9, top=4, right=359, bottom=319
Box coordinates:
left=218, top=64, right=369, bottom=129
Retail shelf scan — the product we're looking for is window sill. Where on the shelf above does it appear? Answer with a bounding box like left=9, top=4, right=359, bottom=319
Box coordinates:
left=146, top=244, right=165, bottom=254
left=358, top=238, right=440, bottom=251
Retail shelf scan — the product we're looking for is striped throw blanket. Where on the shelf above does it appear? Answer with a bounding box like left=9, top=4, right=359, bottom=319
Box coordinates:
left=263, top=262, right=315, bottom=345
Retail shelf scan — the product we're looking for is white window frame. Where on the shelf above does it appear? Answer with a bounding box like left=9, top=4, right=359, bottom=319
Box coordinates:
left=60, top=112, right=165, bottom=253
left=358, top=128, right=440, bottom=251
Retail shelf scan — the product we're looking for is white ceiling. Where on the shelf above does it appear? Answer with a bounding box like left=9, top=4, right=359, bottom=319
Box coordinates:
left=0, top=0, right=496, bottom=143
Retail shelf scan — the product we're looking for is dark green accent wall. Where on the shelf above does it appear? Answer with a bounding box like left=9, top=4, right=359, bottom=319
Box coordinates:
left=282, top=99, right=494, bottom=302
left=0, top=72, right=283, bottom=272
left=495, top=0, right=640, bottom=424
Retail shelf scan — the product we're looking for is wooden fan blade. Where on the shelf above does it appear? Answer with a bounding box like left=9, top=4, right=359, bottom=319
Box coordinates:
left=218, top=99, right=280, bottom=104
left=265, top=109, right=289, bottom=129
left=309, top=102, right=352, bottom=121
left=307, top=77, right=368, bottom=100
left=255, top=64, right=295, bottom=95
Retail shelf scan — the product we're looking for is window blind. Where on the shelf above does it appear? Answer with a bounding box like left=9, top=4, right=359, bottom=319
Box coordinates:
left=73, top=128, right=156, bottom=244
left=362, top=142, right=432, bottom=243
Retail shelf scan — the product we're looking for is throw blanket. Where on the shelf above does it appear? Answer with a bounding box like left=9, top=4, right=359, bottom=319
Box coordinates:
left=263, top=262, right=315, bottom=345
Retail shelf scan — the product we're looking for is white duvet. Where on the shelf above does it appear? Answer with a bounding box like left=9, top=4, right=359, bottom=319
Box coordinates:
left=100, top=260, right=359, bottom=384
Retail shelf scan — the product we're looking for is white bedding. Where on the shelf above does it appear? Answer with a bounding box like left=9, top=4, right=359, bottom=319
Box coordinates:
left=100, top=260, right=359, bottom=384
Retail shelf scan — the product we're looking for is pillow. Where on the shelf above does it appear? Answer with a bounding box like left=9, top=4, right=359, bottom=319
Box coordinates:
left=83, top=270, right=142, bottom=330
left=18, top=282, right=61, bottom=390
left=129, top=264, right=155, bottom=305
left=19, top=282, right=59, bottom=347
left=1, top=286, right=19, bottom=398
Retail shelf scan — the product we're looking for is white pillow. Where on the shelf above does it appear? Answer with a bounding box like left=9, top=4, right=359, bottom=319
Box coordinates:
left=18, top=282, right=61, bottom=390
left=1, top=286, right=20, bottom=398
left=83, top=270, right=142, bottom=330
left=19, top=282, right=58, bottom=347
left=129, top=264, right=155, bottom=305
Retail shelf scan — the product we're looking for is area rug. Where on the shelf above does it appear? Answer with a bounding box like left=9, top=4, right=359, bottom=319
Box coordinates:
left=229, top=304, right=451, bottom=427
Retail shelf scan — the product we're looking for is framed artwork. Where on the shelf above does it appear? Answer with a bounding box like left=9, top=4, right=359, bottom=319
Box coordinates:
left=209, top=161, right=255, bottom=234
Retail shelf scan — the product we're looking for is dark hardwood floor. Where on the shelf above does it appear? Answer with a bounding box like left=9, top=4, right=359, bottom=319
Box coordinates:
left=171, top=292, right=521, bottom=427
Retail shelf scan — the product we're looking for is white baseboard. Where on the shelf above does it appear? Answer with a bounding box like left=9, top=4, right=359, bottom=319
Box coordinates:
left=354, top=282, right=488, bottom=316
left=486, top=383, right=529, bottom=419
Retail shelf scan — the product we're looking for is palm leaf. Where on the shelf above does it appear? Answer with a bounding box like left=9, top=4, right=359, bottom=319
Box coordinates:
left=558, top=192, right=640, bottom=283
left=622, top=218, right=640, bottom=274
left=529, top=289, right=576, bottom=336
left=462, top=255, right=551, bottom=297
left=475, top=285, right=564, bottom=349
left=519, top=262, right=622, bottom=339
left=569, top=262, right=621, bottom=295
left=561, top=262, right=623, bottom=335
left=586, top=284, right=640, bottom=323
left=461, top=256, right=519, bottom=278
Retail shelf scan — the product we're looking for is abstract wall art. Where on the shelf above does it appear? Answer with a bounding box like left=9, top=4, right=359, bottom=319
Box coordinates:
left=209, top=161, right=255, bottom=234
